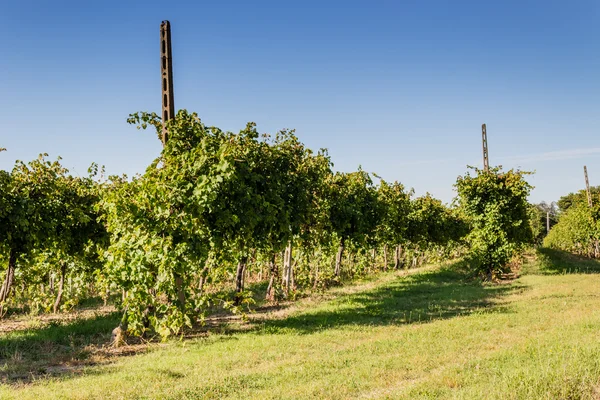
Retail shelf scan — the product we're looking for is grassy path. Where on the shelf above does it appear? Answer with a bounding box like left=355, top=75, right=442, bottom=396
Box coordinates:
left=2, top=250, right=600, bottom=399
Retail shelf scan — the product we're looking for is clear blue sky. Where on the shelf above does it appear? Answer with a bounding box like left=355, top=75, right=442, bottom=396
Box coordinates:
left=1, top=0, right=598, bottom=204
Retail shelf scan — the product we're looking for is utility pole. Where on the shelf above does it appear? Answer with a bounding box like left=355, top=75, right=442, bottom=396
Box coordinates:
left=584, top=166, right=593, bottom=208
left=482, top=124, right=489, bottom=172
left=160, top=20, right=185, bottom=305
left=160, top=20, right=175, bottom=145
left=542, top=201, right=556, bottom=234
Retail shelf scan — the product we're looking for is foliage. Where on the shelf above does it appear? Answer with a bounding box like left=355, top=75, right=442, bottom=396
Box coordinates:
left=101, top=111, right=225, bottom=335
left=376, top=180, right=412, bottom=247
left=0, top=156, right=68, bottom=312
left=0, top=156, right=106, bottom=314
left=557, top=186, right=600, bottom=213
left=529, top=202, right=558, bottom=245
left=528, top=204, right=545, bottom=245
left=0, top=155, right=66, bottom=261
left=455, top=166, right=533, bottom=277
left=104, top=111, right=337, bottom=335
left=407, top=194, right=468, bottom=247
left=327, top=169, right=382, bottom=249
left=543, top=203, right=600, bottom=256
left=2, top=109, right=465, bottom=339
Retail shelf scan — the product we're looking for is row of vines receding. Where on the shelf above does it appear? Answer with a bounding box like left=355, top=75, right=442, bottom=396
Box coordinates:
left=0, top=111, right=535, bottom=338
left=543, top=187, right=600, bottom=257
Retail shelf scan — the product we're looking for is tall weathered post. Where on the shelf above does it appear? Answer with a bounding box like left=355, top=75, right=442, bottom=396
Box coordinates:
left=585, top=166, right=593, bottom=208
left=482, top=124, right=489, bottom=172
left=160, top=20, right=185, bottom=306
left=160, top=20, right=175, bottom=145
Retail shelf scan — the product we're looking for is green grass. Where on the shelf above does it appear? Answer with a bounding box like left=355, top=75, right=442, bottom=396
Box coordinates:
left=3, top=251, right=600, bottom=399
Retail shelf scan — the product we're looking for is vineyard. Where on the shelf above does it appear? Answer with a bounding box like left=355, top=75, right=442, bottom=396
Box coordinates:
left=9, top=101, right=600, bottom=400
left=4, top=109, right=600, bottom=398
left=2, top=7, right=598, bottom=398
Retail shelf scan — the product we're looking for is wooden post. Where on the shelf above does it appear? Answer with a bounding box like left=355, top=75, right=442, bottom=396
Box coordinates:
left=482, top=124, right=489, bottom=172
left=161, top=21, right=185, bottom=305
left=283, top=242, right=292, bottom=297
left=160, top=20, right=175, bottom=145
left=585, top=166, right=593, bottom=208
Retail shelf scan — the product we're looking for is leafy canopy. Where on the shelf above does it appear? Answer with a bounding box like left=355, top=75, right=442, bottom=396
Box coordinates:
left=455, top=166, right=533, bottom=277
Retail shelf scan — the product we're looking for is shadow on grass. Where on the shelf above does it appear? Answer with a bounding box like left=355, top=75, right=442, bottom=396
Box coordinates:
left=252, top=263, right=524, bottom=335
left=534, top=248, right=600, bottom=275
left=0, top=261, right=525, bottom=384
left=0, top=312, right=121, bottom=383
left=0, top=279, right=273, bottom=385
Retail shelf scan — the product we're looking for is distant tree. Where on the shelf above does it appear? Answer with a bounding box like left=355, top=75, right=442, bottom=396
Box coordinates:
left=530, top=202, right=558, bottom=244
left=557, top=187, right=600, bottom=213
